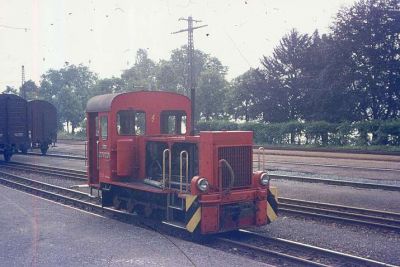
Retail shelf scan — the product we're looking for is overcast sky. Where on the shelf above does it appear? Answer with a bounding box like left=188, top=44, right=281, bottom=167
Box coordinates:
left=0, top=0, right=357, bottom=92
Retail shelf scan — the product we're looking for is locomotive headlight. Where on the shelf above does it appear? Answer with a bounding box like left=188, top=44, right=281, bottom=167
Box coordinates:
left=197, top=178, right=209, bottom=192
left=260, top=173, right=270, bottom=186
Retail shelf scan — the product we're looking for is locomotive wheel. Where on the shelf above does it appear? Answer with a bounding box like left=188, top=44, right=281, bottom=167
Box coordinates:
left=113, top=195, right=122, bottom=210
left=126, top=199, right=136, bottom=213
left=144, top=204, right=153, bottom=218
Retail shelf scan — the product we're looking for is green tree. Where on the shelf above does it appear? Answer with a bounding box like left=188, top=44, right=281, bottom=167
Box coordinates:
left=227, top=69, right=265, bottom=121
left=197, top=69, right=227, bottom=120
left=301, top=31, right=359, bottom=122
left=121, top=49, right=157, bottom=91
left=260, top=29, right=312, bottom=122
left=2, top=86, right=18, bottom=94
left=92, top=77, right=126, bottom=95
left=20, top=80, right=38, bottom=100
left=121, top=46, right=229, bottom=120
left=332, top=0, right=400, bottom=120
left=39, top=64, right=98, bottom=133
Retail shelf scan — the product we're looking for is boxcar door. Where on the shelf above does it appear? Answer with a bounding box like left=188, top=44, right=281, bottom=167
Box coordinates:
left=87, top=112, right=99, bottom=187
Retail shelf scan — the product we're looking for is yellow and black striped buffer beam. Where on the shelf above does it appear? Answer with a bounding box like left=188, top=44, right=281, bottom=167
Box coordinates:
left=267, top=186, right=279, bottom=223
left=185, top=195, right=201, bottom=233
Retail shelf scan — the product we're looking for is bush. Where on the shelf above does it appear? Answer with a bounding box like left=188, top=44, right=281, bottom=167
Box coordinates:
left=195, top=119, right=400, bottom=148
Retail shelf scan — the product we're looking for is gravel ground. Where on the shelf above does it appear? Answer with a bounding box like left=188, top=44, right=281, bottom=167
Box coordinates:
left=49, top=142, right=85, bottom=156
left=272, top=179, right=400, bottom=213
left=0, top=185, right=270, bottom=267
left=251, top=215, right=400, bottom=266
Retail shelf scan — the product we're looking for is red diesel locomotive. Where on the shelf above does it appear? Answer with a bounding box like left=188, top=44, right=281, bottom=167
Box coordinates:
left=86, top=91, right=278, bottom=234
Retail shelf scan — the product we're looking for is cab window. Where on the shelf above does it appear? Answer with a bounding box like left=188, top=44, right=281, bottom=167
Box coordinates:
left=160, top=111, right=187, bottom=135
left=100, top=116, right=108, bottom=140
left=117, top=110, right=146, bottom=135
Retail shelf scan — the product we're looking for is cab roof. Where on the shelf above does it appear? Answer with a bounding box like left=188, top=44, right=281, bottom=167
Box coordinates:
left=86, top=91, right=190, bottom=113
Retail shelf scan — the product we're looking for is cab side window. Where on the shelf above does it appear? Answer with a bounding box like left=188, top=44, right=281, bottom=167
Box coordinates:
left=160, top=111, right=187, bottom=135
left=117, top=110, right=146, bottom=136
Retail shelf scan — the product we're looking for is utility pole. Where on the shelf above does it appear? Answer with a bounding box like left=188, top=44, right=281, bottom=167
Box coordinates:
left=21, top=65, right=26, bottom=99
left=21, top=65, right=25, bottom=86
left=172, top=16, right=207, bottom=135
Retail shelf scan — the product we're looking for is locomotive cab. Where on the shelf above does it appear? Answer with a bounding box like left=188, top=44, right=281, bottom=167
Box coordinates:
left=86, top=91, right=278, bottom=234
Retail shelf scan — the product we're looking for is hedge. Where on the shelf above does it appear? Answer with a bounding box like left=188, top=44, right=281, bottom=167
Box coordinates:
left=196, top=120, right=400, bottom=146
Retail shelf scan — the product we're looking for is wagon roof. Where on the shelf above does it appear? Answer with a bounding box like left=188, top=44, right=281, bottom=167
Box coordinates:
left=0, top=93, right=25, bottom=100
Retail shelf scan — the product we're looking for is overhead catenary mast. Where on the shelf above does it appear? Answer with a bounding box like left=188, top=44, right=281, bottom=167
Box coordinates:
left=21, top=65, right=26, bottom=99
left=21, top=65, right=25, bottom=86
left=172, top=16, right=207, bottom=135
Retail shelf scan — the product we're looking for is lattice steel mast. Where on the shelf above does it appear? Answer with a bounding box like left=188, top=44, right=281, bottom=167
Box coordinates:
left=172, top=16, right=207, bottom=135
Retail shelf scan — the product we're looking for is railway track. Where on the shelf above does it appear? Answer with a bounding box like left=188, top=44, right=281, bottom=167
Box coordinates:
left=0, top=161, right=86, bottom=181
left=269, top=174, right=400, bottom=192
left=0, top=170, right=396, bottom=267
left=2, top=161, right=399, bottom=231
left=25, top=148, right=400, bottom=173
left=217, top=230, right=396, bottom=266
left=0, top=170, right=94, bottom=203
left=21, top=153, right=399, bottom=192
left=26, top=151, right=86, bottom=160
left=279, top=198, right=400, bottom=231
left=258, top=159, right=400, bottom=173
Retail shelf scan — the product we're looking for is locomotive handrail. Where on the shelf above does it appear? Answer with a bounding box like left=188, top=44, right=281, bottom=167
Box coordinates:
left=258, top=147, right=265, bottom=171
left=179, top=150, right=189, bottom=193
left=218, top=159, right=235, bottom=194
left=96, top=141, right=99, bottom=170
left=162, top=149, right=171, bottom=189
left=84, top=141, right=88, bottom=167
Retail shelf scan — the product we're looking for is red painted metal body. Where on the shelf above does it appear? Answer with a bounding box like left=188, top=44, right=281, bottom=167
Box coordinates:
left=86, top=91, right=275, bottom=234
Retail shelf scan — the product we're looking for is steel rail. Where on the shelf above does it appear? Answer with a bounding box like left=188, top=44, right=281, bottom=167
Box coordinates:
left=5, top=158, right=399, bottom=192
left=254, top=158, right=400, bottom=173
left=25, top=151, right=86, bottom=160
left=0, top=172, right=136, bottom=223
left=279, top=198, right=400, bottom=231
left=2, top=161, right=86, bottom=175
left=0, top=170, right=91, bottom=199
left=252, top=145, right=400, bottom=157
left=269, top=174, right=400, bottom=191
left=217, top=229, right=396, bottom=267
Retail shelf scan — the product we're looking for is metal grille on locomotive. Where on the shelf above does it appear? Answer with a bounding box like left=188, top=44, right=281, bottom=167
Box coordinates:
left=218, top=146, right=253, bottom=189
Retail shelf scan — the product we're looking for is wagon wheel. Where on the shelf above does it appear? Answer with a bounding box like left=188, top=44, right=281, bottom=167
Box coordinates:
left=20, top=146, right=28, bottom=154
left=40, top=144, right=49, bottom=155
left=3, top=150, right=12, bottom=162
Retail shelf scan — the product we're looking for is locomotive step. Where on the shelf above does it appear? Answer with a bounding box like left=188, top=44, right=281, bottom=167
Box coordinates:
left=168, top=204, right=185, bottom=211
left=161, top=220, right=186, bottom=230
